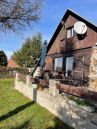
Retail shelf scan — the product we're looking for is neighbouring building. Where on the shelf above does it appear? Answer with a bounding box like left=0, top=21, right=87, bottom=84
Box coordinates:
left=8, top=56, right=19, bottom=68
left=34, top=9, right=97, bottom=101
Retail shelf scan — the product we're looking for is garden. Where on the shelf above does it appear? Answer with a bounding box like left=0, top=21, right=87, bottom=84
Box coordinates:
left=0, top=78, right=73, bottom=129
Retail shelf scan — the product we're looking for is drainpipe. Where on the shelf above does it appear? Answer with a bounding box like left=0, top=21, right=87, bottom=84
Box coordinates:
left=40, top=40, right=47, bottom=68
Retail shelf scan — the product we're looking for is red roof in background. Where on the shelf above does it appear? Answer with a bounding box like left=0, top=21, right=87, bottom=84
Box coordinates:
left=7, top=56, right=19, bottom=68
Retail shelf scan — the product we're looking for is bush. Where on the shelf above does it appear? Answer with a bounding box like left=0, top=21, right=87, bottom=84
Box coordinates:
left=0, top=50, right=8, bottom=66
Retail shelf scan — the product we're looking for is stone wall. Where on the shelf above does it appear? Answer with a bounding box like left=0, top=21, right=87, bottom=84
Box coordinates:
left=15, top=73, right=97, bottom=129
left=37, top=90, right=97, bottom=129
left=15, top=73, right=37, bottom=100
left=89, top=46, right=97, bottom=92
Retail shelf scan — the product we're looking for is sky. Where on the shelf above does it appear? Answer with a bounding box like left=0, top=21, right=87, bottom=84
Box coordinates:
left=0, top=0, right=97, bottom=59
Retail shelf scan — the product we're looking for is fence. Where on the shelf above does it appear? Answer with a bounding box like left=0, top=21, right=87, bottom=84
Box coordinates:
left=15, top=73, right=97, bottom=129
left=0, top=67, right=30, bottom=78
left=0, top=70, right=15, bottom=78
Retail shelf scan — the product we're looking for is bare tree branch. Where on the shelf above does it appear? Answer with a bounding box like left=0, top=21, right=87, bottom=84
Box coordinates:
left=0, top=0, right=42, bottom=32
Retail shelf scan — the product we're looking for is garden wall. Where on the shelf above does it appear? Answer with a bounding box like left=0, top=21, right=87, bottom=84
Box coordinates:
left=15, top=73, right=97, bottom=129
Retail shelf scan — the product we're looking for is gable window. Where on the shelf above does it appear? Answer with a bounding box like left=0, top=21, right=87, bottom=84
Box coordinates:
left=67, top=27, right=75, bottom=38
left=65, top=56, right=74, bottom=77
left=54, top=57, right=63, bottom=71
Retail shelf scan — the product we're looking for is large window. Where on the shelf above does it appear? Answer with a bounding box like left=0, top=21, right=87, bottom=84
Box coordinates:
left=54, top=57, right=63, bottom=71
left=65, top=56, right=74, bottom=77
left=67, top=27, right=75, bottom=38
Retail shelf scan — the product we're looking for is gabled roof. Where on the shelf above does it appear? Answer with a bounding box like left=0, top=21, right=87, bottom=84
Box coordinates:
left=47, top=9, right=97, bottom=53
left=7, top=56, right=19, bottom=68
left=32, top=9, right=97, bottom=75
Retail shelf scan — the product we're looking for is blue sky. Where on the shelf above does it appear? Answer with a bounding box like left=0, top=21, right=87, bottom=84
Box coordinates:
left=0, top=0, right=97, bottom=59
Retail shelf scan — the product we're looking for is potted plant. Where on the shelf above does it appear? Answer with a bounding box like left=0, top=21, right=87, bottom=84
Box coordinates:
left=37, top=84, right=45, bottom=91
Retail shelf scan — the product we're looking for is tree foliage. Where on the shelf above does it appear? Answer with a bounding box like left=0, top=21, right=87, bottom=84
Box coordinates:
left=14, top=33, right=42, bottom=67
left=0, top=50, right=8, bottom=66
left=0, top=0, right=42, bottom=32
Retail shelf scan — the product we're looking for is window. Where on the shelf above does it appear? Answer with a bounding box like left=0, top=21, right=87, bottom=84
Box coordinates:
left=67, top=27, right=75, bottom=38
left=65, top=57, right=74, bottom=77
left=54, top=57, right=63, bottom=71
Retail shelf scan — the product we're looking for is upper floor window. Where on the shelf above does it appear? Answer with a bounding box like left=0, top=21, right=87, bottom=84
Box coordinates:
left=54, top=57, right=63, bottom=71
left=67, top=27, right=75, bottom=38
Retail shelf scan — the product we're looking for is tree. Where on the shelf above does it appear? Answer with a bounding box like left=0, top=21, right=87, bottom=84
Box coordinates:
left=0, top=0, right=42, bottom=32
left=14, top=33, right=42, bottom=67
left=0, top=50, right=8, bottom=66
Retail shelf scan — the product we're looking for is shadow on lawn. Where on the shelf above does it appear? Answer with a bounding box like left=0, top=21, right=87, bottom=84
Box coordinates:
left=46, top=117, right=74, bottom=129
left=10, top=116, right=73, bottom=129
left=0, top=101, right=35, bottom=122
left=11, top=119, right=31, bottom=129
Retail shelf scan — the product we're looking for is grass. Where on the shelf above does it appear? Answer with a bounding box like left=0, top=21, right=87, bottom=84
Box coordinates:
left=0, top=78, right=74, bottom=129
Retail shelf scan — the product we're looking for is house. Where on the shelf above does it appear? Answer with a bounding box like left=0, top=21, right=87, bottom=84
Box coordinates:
left=34, top=9, right=97, bottom=100
left=8, top=56, right=19, bottom=68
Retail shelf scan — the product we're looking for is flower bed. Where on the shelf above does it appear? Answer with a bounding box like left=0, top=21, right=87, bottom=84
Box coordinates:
left=67, top=95, right=95, bottom=112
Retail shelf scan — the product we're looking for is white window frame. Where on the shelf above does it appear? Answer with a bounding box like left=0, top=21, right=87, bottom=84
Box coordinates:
left=67, top=27, right=75, bottom=38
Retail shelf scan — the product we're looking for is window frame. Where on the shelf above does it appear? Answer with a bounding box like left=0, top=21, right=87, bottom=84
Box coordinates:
left=67, top=26, right=76, bottom=38
left=54, top=57, right=63, bottom=72
left=65, top=56, right=74, bottom=77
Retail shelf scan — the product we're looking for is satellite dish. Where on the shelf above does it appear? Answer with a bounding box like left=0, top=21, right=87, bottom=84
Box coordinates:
left=95, top=42, right=97, bottom=46
left=74, top=21, right=87, bottom=35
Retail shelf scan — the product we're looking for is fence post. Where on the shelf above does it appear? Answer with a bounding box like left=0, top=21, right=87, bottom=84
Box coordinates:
left=26, top=75, right=32, bottom=86
left=15, top=72, right=19, bottom=85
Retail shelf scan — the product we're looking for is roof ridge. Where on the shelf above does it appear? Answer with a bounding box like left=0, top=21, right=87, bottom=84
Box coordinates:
left=67, top=9, right=97, bottom=28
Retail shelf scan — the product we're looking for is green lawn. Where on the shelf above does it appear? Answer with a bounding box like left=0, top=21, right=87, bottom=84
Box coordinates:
left=0, top=78, right=73, bottom=129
